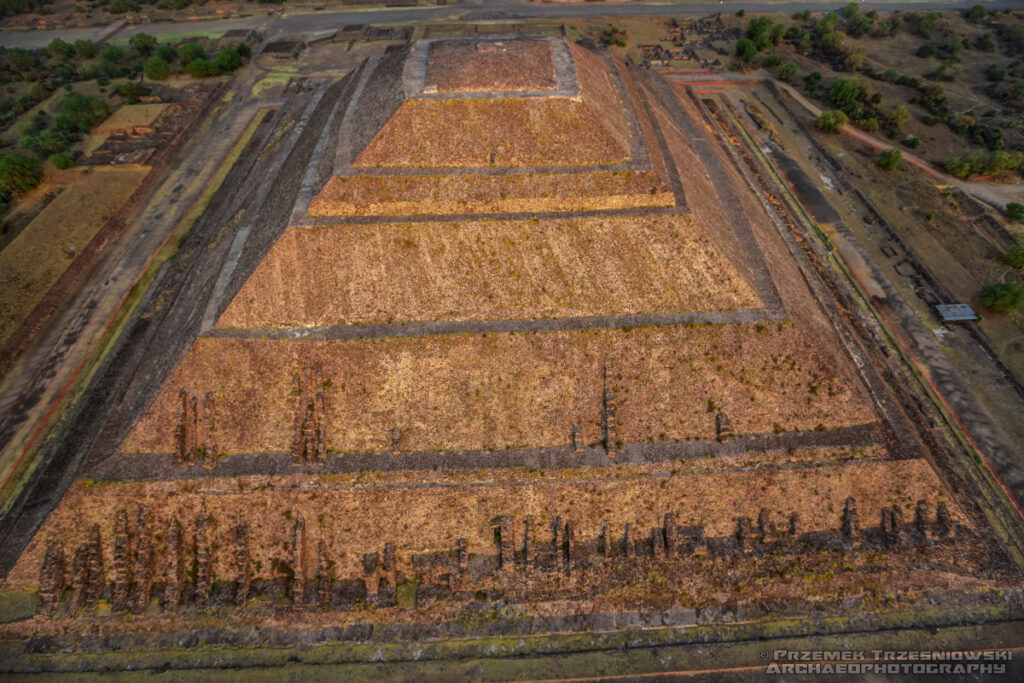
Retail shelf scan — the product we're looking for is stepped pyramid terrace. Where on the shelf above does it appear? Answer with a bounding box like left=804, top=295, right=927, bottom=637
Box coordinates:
left=1, top=30, right=1022, bottom=677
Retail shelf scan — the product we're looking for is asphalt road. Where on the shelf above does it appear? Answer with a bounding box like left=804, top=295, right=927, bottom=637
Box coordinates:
left=3, top=1, right=1023, bottom=49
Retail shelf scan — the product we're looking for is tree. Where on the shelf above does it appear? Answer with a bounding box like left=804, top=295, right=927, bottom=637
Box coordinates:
left=100, top=44, right=126, bottom=64
left=979, top=282, right=1024, bottom=312
left=1007, top=202, right=1024, bottom=222
left=46, top=38, right=74, bottom=61
left=187, top=58, right=219, bottom=78
left=889, top=104, right=910, bottom=130
left=73, top=39, right=96, bottom=59
left=155, top=44, right=177, bottom=63
left=0, top=154, right=42, bottom=193
left=841, top=2, right=859, bottom=20
left=48, top=152, right=73, bottom=169
left=843, top=46, right=866, bottom=72
left=58, top=91, right=107, bottom=131
left=129, top=32, right=158, bottom=56
left=143, top=56, right=170, bottom=81
left=776, top=62, right=798, bottom=82
left=878, top=148, right=902, bottom=170
left=178, top=43, right=206, bottom=65
left=215, top=48, right=243, bottom=73
left=966, top=5, right=987, bottom=24
left=828, top=77, right=859, bottom=107
left=816, top=110, right=848, bottom=133
left=735, top=38, right=756, bottom=63
left=1003, top=244, right=1024, bottom=269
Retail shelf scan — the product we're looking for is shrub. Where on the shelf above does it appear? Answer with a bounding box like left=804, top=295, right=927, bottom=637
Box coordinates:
left=776, top=61, right=798, bottom=82
left=187, top=58, right=219, bottom=78
left=816, top=110, right=848, bottom=132
left=155, top=44, right=177, bottom=63
left=735, top=38, right=756, bottom=62
left=828, top=77, right=859, bottom=107
left=143, top=56, right=169, bottom=81
left=966, top=5, right=987, bottom=23
left=48, top=152, right=73, bottom=169
left=0, top=154, right=42, bottom=194
left=215, top=48, right=243, bottom=73
left=178, top=42, right=206, bottom=65
left=979, top=282, right=1024, bottom=311
left=129, top=32, right=158, bottom=56
left=73, top=39, right=96, bottom=59
left=889, top=104, right=910, bottom=130
left=878, top=148, right=902, bottom=170
left=1003, top=244, right=1024, bottom=269
left=46, top=38, right=74, bottom=61
left=1007, top=202, right=1024, bottom=221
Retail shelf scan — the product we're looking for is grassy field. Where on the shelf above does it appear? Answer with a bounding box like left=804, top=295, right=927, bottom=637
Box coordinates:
left=0, top=165, right=149, bottom=345
left=92, top=104, right=171, bottom=134
left=308, top=170, right=673, bottom=216
left=5, top=456, right=961, bottom=590
left=125, top=323, right=874, bottom=456
left=218, top=214, right=756, bottom=328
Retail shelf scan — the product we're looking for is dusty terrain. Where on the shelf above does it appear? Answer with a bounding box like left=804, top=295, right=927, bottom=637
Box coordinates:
left=124, top=324, right=874, bottom=456
left=217, top=214, right=759, bottom=328
left=426, top=39, right=557, bottom=92
left=308, top=169, right=673, bottom=216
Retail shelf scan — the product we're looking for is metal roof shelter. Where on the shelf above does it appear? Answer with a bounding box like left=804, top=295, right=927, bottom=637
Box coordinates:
left=936, top=303, right=978, bottom=322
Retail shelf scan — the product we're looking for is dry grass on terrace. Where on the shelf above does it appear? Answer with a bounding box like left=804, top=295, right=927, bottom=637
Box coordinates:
left=124, top=324, right=874, bottom=455
left=6, top=458, right=959, bottom=588
left=92, top=103, right=170, bottom=135
left=216, top=214, right=759, bottom=329
left=355, top=98, right=629, bottom=167
left=0, top=166, right=148, bottom=345
left=426, top=39, right=557, bottom=92
left=307, top=170, right=673, bottom=216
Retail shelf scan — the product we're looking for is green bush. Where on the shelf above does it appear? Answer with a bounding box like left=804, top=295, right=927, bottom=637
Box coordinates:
left=187, top=58, right=219, bottom=78
left=215, top=48, right=243, bottom=73
left=1003, top=244, right=1024, bottom=269
left=816, top=110, right=848, bottom=133
left=979, top=282, right=1024, bottom=312
left=1007, top=202, right=1024, bottom=221
left=966, top=5, right=987, bottom=23
left=178, top=42, right=206, bottom=65
left=735, top=38, right=756, bottom=62
left=48, top=152, right=73, bottom=169
left=144, top=56, right=170, bottom=81
left=776, top=62, right=798, bottom=82
left=129, top=32, right=158, bottom=56
left=155, top=44, right=177, bottom=63
left=828, top=77, right=859, bottom=107
left=878, top=148, right=902, bottom=170
left=889, top=104, right=910, bottom=130
left=0, top=154, right=42, bottom=194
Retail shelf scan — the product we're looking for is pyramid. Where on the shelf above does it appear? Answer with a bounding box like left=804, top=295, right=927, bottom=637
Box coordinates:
left=6, top=36, right=1010, bottom=646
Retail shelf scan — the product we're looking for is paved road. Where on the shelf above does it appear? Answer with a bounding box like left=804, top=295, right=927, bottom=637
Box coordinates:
left=4, top=1, right=1022, bottom=49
